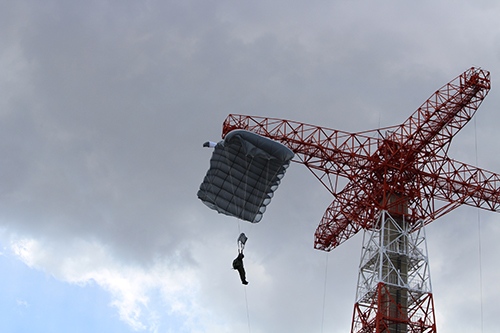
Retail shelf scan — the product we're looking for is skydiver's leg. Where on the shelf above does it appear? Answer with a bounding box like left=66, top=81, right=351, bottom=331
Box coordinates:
left=237, top=267, right=248, bottom=285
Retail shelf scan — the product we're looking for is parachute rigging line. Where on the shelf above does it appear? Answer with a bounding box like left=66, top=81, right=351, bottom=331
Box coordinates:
left=222, top=134, right=277, bottom=224
left=222, top=142, right=257, bottom=223
left=223, top=141, right=257, bottom=250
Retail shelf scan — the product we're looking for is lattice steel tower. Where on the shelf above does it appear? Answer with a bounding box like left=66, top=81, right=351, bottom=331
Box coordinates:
left=221, top=67, right=498, bottom=332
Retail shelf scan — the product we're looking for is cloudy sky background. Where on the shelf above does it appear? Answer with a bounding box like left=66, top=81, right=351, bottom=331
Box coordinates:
left=1, top=0, right=500, bottom=332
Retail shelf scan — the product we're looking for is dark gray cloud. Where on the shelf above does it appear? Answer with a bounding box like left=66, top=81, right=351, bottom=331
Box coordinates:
left=1, top=0, right=500, bottom=332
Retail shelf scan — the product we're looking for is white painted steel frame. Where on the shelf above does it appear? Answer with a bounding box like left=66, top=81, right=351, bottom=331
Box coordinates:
left=355, top=211, right=433, bottom=308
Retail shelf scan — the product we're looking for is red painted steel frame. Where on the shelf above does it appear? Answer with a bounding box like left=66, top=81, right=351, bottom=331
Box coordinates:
left=352, top=283, right=436, bottom=333
left=222, top=67, right=495, bottom=252
left=220, top=67, right=496, bottom=332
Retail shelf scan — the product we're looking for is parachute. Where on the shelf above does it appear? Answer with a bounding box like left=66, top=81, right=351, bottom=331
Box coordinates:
left=197, top=129, right=294, bottom=223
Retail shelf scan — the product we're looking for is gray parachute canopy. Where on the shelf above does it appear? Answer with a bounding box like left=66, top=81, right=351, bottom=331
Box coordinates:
left=197, top=129, right=294, bottom=223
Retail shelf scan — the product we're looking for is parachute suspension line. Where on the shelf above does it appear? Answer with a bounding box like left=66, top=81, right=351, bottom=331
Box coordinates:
left=321, top=252, right=329, bottom=333
left=222, top=144, right=243, bottom=220
left=223, top=141, right=254, bottom=224
left=237, top=153, right=277, bottom=251
left=237, top=151, right=256, bottom=244
left=474, top=116, right=484, bottom=333
left=240, top=150, right=252, bottom=223
left=216, top=141, right=250, bottom=223
left=234, top=143, right=274, bottom=237
left=244, top=152, right=256, bottom=225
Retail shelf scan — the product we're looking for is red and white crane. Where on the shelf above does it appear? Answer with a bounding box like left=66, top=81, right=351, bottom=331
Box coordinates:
left=220, top=67, right=496, bottom=332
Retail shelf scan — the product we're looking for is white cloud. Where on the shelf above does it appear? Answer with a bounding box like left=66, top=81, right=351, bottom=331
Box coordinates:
left=16, top=299, right=29, bottom=308
left=9, top=236, right=205, bottom=332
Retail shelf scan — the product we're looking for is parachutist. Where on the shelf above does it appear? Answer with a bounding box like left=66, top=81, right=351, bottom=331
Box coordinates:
left=232, top=252, right=248, bottom=285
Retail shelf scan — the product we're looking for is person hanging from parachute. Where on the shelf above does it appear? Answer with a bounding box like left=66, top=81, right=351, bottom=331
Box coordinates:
left=198, top=129, right=294, bottom=285
left=232, top=233, right=248, bottom=285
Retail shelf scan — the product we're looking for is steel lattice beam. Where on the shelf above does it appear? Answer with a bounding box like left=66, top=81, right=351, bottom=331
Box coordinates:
left=222, top=67, right=494, bottom=251
left=219, top=67, right=496, bottom=332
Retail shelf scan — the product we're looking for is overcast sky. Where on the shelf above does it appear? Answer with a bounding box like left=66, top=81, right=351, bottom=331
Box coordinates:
left=1, top=0, right=500, bottom=332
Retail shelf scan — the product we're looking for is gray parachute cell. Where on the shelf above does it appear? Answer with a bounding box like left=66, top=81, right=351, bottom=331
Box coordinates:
left=197, top=129, right=294, bottom=223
